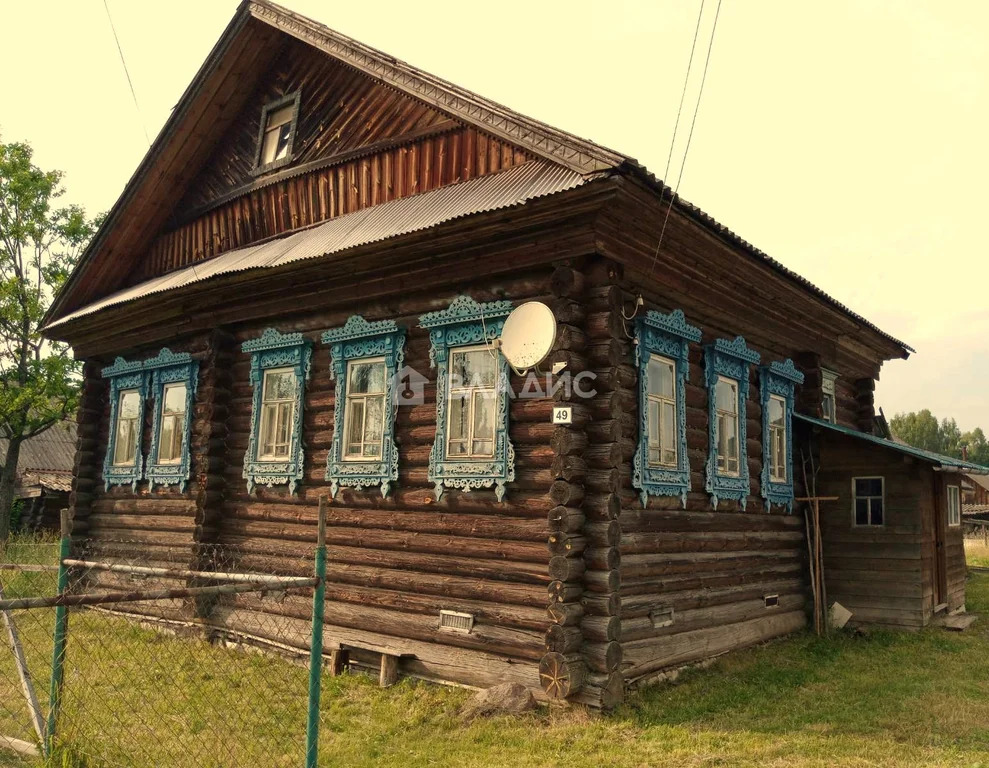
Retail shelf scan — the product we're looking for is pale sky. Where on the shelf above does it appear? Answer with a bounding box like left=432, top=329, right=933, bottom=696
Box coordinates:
left=2, top=1, right=986, bottom=430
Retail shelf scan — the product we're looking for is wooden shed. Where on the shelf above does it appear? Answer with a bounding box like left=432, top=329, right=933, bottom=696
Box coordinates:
left=39, top=0, right=970, bottom=707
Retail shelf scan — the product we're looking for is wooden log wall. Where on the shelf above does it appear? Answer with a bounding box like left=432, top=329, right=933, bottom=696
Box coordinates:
left=941, top=473, right=967, bottom=613
left=142, top=126, right=529, bottom=279
left=67, top=361, right=103, bottom=545
left=815, top=432, right=932, bottom=629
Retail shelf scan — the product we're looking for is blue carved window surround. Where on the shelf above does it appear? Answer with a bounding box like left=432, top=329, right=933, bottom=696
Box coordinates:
left=632, top=309, right=702, bottom=508
left=705, top=336, right=761, bottom=510
left=419, top=295, right=515, bottom=502
left=321, top=316, right=405, bottom=499
left=102, top=357, right=149, bottom=491
left=760, top=359, right=804, bottom=512
left=145, top=349, right=199, bottom=493
left=242, top=328, right=312, bottom=495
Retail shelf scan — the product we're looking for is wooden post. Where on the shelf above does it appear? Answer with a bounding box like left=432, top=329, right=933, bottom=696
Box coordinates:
left=379, top=654, right=399, bottom=688
left=305, top=496, right=328, bottom=768
left=0, top=582, right=46, bottom=753
left=45, top=509, right=72, bottom=755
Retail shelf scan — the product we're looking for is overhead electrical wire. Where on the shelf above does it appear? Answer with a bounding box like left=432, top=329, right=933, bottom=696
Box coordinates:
left=103, top=0, right=151, bottom=147
left=648, top=0, right=724, bottom=278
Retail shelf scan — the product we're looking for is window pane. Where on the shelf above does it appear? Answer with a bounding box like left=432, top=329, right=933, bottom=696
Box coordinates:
left=768, top=396, right=784, bottom=427
left=114, top=420, right=136, bottom=465
left=266, top=105, right=294, bottom=129
left=349, top=362, right=385, bottom=395
left=264, top=371, right=296, bottom=401
left=345, top=399, right=365, bottom=456
left=866, top=478, right=883, bottom=497
left=822, top=394, right=835, bottom=422
left=716, top=379, right=737, bottom=414
left=452, top=349, right=496, bottom=388
left=169, top=416, right=184, bottom=461
left=472, top=392, right=495, bottom=440
left=163, top=384, right=186, bottom=415
left=870, top=498, right=884, bottom=526
left=448, top=393, right=469, bottom=441
left=363, top=395, right=384, bottom=456
left=260, top=404, right=275, bottom=455
left=159, top=417, right=175, bottom=462
left=647, top=357, right=674, bottom=399
left=119, top=391, right=140, bottom=420
left=855, top=498, right=869, bottom=525
left=471, top=439, right=494, bottom=456
left=661, top=401, right=676, bottom=464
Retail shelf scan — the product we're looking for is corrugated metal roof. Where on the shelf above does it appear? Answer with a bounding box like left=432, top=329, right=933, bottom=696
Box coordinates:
left=46, top=160, right=587, bottom=329
left=0, top=421, right=77, bottom=477
left=796, top=413, right=989, bottom=475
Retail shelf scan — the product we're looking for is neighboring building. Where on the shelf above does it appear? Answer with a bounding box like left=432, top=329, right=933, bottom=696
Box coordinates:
left=39, top=1, right=987, bottom=707
left=0, top=422, right=76, bottom=533
left=963, top=473, right=989, bottom=508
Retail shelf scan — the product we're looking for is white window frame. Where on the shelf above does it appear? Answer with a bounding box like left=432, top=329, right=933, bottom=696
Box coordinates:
left=342, top=357, right=387, bottom=462
left=821, top=368, right=839, bottom=424
left=852, top=475, right=885, bottom=527
left=768, top=393, right=787, bottom=483
left=112, top=388, right=141, bottom=467
left=715, top=375, right=740, bottom=477
left=646, top=353, right=678, bottom=469
left=947, top=485, right=961, bottom=527
left=257, top=367, right=297, bottom=462
left=156, top=381, right=187, bottom=466
left=445, top=345, right=498, bottom=461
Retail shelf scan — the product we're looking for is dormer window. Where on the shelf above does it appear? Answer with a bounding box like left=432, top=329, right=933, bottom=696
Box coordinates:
left=254, top=92, right=301, bottom=174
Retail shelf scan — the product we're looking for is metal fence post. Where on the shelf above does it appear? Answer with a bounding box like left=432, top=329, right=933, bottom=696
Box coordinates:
left=46, top=509, right=72, bottom=754
left=305, top=496, right=328, bottom=768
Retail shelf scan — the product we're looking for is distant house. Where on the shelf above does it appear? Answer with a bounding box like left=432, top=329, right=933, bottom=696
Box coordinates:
left=1, top=422, right=76, bottom=533
left=37, top=0, right=989, bottom=707
left=963, top=474, right=989, bottom=518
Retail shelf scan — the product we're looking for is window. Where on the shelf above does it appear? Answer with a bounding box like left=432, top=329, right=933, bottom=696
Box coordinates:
left=715, top=376, right=740, bottom=476
left=254, top=92, right=300, bottom=173
left=767, top=395, right=787, bottom=482
left=242, top=328, right=312, bottom=495
left=759, top=360, right=803, bottom=511
left=821, top=368, right=838, bottom=423
left=323, top=316, right=405, bottom=499
left=646, top=355, right=677, bottom=467
left=633, top=309, right=701, bottom=507
left=258, top=368, right=297, bottom=461
left=948, top=485, right=961, bottom=526
left=145, top=349, right=198, bottom=492
left=113, top=390, right=141, bottom=466
left=705, top=337, right=760, bottom=509
left=420, top=295, right=515, bottom=502
left=447, top=347, right=498, bottom=459
left=156, top=383, right=186, bottom=464
left=853, top=477, right=884, bottom=526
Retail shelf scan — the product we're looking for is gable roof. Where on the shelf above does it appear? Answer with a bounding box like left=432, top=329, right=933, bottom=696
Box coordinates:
left=42, top=0, right=912, bottom=358
left=0, top=421, right=77, bottom=478
left=796, top=413, right=989, bottom=475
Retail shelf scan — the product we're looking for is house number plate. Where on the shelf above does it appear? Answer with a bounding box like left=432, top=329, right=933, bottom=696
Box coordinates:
left=552, top=406, right=573, bottom=425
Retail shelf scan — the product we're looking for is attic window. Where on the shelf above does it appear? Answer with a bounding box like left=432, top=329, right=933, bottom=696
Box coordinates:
left=254, top=92, right=301, bottom=173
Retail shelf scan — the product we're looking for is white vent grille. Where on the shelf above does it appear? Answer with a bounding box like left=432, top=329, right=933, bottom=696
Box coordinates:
left=649, top=606, right=675, bottom=628
left=764, top=594, right=780, bottom=608
left=439, top=610, right=474, bottom=634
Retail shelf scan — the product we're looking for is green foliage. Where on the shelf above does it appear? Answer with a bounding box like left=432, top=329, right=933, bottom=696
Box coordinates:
left=890, top=409, right=989, bottom=466
left=0, top=136, right=100, bottom=540
left=7, top=497, right=23, bottom=531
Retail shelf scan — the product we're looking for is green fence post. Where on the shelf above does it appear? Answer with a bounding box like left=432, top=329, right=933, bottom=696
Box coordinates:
left=46, top=509, right=72, bottom=756
left=305, top=495, right=328, bottom=768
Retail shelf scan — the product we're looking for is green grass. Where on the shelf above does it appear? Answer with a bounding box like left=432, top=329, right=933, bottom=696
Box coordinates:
left=965, top=539, right=989, bottom=568
left=2, top=538, right=989, bottom=766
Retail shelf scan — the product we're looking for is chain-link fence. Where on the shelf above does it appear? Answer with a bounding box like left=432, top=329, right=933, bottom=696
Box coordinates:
left=0, top=508, right=329, bottom=768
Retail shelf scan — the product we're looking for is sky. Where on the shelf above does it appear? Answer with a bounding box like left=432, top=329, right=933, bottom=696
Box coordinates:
left=1, top=1, right=986, bottom=430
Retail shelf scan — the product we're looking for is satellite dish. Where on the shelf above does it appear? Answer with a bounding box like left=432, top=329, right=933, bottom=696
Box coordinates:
left=498, top=301, right=557, bottom=371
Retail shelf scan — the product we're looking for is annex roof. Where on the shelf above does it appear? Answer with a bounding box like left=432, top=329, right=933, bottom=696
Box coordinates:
left=796, top=413, right=989, bottom=475
left=42, top=0, right=913, bottom=358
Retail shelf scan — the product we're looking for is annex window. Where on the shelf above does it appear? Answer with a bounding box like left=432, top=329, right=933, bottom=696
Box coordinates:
left=242, top=328, right=312, bottom=495
left=323, top=316, right=405, bottom=499
left=853, top=477, right=884, bottom=526
left=760, top=360, right=804, bottom=511
left=113, top=390, right=141, bottom=466
left=447, top=347, right=498, bottom=459
left=633, top=309, right=701, bottom=507
left=258, top=368, right=297, bottom=460
left=145, top=349, right=199, bottom=492
left=102, top=357, right=149, bottom=491
left=947, top=485, right=961, bottom=527
left=715, top=376, right=740, bottom=476
left=254, top=92, right=301, bottom=174
left=705, top=337, right=761, bottom=509
left=420, top=295, right=515, bottom=502
left=821, top=368, right=839, bottom=424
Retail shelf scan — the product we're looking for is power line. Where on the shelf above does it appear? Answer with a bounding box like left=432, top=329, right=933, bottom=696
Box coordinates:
left=103, top=0, right=151, bottom=147
left=662, top=0, right=706, bottom=184
left=649, top=0, right=724, bottom=277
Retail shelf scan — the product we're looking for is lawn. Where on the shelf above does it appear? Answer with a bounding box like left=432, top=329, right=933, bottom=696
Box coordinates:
left=965, top=538, right=989, bottom=568
left=1, top=539, right=988, bottom=767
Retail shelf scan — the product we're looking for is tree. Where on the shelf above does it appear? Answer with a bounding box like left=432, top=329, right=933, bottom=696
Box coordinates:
left=889, top=410, right=942, bottom=453
left=0, top=137, right=98, bottom=541
left=960, top=427, right=989, bottom=466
